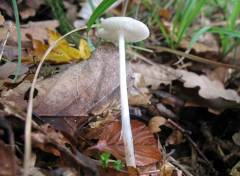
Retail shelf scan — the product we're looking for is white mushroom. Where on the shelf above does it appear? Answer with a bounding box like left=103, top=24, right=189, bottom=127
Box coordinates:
left=97, top=17, right=150, bottom=167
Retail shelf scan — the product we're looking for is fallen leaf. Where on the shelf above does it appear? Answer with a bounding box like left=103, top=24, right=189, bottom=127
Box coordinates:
left=166, top=130, right=185, bottom=145
left=230, top=161, right=240, bottom=176
left=131, top=62, right=178, bottom=89
left=20, top=7, right=36, bottom=19
left=176, top=69, right=240, bottom=102
left=32, top=124, right=71, bottom=156
left=0, top=0, right=12, bottom=17
left=0, top=20, right=59, bottom=42
left=0, top=62, right=28, bottom=79
left=148, top=116, right=167, bottom=133
left=28, top=30, right=91, bottom=63
left=232, top=132, right=240, bottom=146
left=0, top=12, right=4, bottom=25
left=34, top=43, right=132, bottom=116
left=90, top=120, right=162, bottom=166
left=0, top=140, right=18, bottom=176
left=180, top=33, right=218, bottom=53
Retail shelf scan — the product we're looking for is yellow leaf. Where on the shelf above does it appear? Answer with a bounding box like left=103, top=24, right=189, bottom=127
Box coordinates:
left=79, top=39, right=91, bottom=60
left=29, top=30, right=92, bottom=64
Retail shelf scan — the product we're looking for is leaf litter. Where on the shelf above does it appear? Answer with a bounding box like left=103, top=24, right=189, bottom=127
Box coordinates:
left=1, top=1, right=240, bottom=175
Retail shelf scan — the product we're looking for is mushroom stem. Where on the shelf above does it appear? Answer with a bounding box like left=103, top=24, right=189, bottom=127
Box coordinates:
left=118, top=31, right=136, bottom=167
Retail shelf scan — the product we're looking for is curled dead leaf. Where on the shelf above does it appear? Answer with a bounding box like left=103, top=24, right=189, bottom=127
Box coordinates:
left=176, top=69, right=240, bottom=102
left=148, top=116, right=167, bottom=133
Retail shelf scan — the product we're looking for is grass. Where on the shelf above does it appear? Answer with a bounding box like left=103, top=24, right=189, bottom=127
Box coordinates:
left=11, top=0, right=22, bottom=82
left=46, top=0, right=81, bottom=46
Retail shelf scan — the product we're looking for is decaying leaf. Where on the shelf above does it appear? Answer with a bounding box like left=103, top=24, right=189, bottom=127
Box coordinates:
left=34, top=43, right=132, bottom=116
left=0, top=20, right=59, bottom=42
left=32, top=124, right=71, bottom=156
left=28, top=30, right=91, bottom=63
left=148, top=116, right=167, bottom=133
left=176, top=69, right=240, bottom=102
left=90, top=120, right=162, bottom=166
left=0, top=62, right=28, bottom=79
left=131, top=62, right=178, bottom=89
left=166, top=130, right=185, bottom=145
left=0, top=140, right=18, bottom=176
left=131, top=62, right=240, bottom=103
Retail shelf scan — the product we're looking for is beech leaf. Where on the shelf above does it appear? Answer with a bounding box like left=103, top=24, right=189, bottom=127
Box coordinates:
left=91, top=120, right=162, bottom=166
left=34, top=43, right=133, bottom=116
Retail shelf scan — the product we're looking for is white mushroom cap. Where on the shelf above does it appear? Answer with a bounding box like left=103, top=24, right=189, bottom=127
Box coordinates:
left=97, top=17, right=150, bottom=42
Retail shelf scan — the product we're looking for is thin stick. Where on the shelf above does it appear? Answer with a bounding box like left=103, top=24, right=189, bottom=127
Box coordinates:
left=23, top=26, right=88, bottom=176
left=150, top=45, right=240, bottom=70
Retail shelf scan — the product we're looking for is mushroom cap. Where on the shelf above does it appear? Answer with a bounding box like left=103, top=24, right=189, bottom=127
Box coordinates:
left=97, top=17, right=150, bottom=42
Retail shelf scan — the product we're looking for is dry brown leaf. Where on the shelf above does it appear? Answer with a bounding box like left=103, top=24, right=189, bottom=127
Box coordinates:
left=34, top=43, right=132, bottom=116
left=0, top=0, right=12, bottom=17
left=0, top=20, right=59, bottom=42
left=32, top=124, right=71, bottom=156
left=180, top=33, right=218, bottom=53
left=166, top=130, right=185, bottom=145
left=148, top=116, right=167, bottom=133
left=91, top=120, right=162, bottom=166
left=176, top=69, right=240, bottom=102
left=20, top=7, right=36, bottom=19
left=0, top=62, right=28, bottom=79
left=0, top=140, right=18, bottom=176
left=131, top=62, right=178, bottom=89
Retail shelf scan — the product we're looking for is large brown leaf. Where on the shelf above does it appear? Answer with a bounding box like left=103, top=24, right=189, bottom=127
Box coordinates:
left=91, top=120, right=162, bottom=166
left=35, top=43, right=133, bottom=116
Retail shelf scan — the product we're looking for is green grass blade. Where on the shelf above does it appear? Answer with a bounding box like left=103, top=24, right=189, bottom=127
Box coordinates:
left=11, top=0, right=22, bottom=82
left=190, top=26, right=240, bottom=51
left=228, top=0, right=240, bottom=30
left=176, top=0, right=206, bottom=45
left=87, top=0, right=117, bottom=30
left=189, top=26, right=211, bottom=49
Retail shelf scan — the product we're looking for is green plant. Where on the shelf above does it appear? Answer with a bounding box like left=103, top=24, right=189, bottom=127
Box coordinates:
left=100, top=152, right=124, bottom=171
left=172, top=0, right=206, bottom=46
left=46, top=0, right=80, bottom=45
left=190, top=0, right=240, bottom=60
left=11, top=0, right=22, bottom=82
left=87, top=0, right=117, bottom=30
left=149, top=0, right=206, bottom=48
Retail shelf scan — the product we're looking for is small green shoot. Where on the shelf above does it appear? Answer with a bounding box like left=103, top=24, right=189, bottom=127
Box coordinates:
left=87, top=0, right=117, bottom=30
left=100, top=152, right=111, bottom=168
left=113, top=160, right=124, bottom=171
left=100, top=152, right=124, bottom=171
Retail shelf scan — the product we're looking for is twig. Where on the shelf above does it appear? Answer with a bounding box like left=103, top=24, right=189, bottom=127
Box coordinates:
left=168, top=157, right=193, bottom=176
left=167, top=119, right=215, bottom=170
left=149, top=45, right=240, bottom=70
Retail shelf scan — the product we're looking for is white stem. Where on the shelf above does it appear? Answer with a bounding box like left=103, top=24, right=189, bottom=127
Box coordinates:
left=119, top=31, right=136, bottom=167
